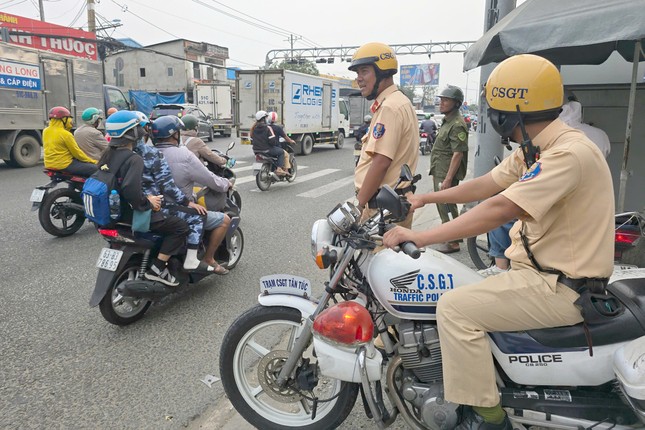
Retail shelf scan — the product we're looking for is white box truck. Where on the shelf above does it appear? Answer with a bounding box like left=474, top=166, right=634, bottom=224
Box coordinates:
left=235, top=69, right=350, bottom=155
left=194, top=83, right=233, bottom=137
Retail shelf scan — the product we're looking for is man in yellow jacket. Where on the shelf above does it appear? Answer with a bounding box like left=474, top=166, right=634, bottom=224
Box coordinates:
left=43, top=106, right=97, bottom=176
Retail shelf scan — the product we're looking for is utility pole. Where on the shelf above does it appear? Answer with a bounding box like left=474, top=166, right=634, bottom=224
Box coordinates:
left=473, top=0, right=517, bottom=179
left=38, top=0, right=45, bottom=21
left=87, top=0, right=96, bottom=33
left=285, top=34, right=302, bottom=62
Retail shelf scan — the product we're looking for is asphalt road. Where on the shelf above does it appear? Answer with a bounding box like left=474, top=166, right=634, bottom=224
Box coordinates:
left=0, top=135, right=356, bottom=427
left=1, top=134, right=478, bottom=429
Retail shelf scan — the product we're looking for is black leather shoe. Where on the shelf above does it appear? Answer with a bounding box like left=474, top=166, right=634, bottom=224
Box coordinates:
left=455, top=406, right=512, bottom=430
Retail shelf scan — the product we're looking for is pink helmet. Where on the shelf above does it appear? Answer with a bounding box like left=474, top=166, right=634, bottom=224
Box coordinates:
left=267, top=111, right=278, bottom=124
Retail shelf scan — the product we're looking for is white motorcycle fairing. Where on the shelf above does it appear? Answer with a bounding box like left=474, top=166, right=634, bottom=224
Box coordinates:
left=365, top=247, right=483, bottom=320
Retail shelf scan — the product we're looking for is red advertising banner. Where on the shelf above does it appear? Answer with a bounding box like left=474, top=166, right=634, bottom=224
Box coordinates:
left=0, top=12, right=97, bottom=60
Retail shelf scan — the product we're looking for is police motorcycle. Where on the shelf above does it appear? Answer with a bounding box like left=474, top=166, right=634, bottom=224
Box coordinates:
left=220, top=165, right=645, bottom=430
left=30, top=169, right=87, bottom=237
left=253, top=137, right=297, bottom=191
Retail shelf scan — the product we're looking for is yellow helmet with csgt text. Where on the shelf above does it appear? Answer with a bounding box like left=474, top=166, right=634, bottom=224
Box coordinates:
left=485, top=54, right=563, bottom=113
left=348, top=42, right=398, bottom=75
left=485, top=54, right=563, bottom=138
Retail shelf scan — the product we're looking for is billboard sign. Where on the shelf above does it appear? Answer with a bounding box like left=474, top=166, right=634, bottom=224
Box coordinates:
left=0, top=12, right=97, bottom=60
left=400, top=64, right=440, bottom=87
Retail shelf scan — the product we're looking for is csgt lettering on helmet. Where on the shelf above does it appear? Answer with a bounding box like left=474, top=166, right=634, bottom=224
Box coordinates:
left=490, top=86, right=529, bottom=99
left=380, top=52, right=395, bottom=60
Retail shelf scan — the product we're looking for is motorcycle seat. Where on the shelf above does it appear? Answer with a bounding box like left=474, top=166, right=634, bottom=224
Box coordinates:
left=44, top=168, right=86, bottom=183
left=526, top=278, right=645, bottom=348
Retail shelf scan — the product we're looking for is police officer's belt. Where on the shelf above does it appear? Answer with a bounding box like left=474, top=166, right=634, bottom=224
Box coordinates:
left=557, top=275, right=608, bottom=295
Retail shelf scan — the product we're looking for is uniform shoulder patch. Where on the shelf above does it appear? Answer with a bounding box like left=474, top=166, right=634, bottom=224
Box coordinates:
left=519, top=162, right=542, bottom=182
left=373, top=123, right=386, bottom=139
left=457, top=131, right=467, bottom=142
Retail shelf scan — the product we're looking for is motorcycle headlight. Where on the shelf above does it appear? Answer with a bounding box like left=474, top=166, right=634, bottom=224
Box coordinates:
left=311, top=219, right=335, bottom=261
left=327, top=202, right=360, bottom=234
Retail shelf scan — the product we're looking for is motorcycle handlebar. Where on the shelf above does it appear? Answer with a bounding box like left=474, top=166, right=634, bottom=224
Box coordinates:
left=383, top=224, right=421, bottom=259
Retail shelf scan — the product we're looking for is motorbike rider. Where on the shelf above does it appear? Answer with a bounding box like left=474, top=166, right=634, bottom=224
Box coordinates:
left=266, top=111, right=295, bottom=172
left=251, top=110, right=288, bottom=176
left=152, top=115, right=231, bottom=275
left=43, top=106, right=98, bottom=176
left=133, top=112, right=216, bottom=274
left=355, top=114, right=372, bottom=143
left=180, top=114, right=227, bottom=167
left=101, top=110, right=190, bottom=287
left=420, top=113, right=438, bottom=143
left=383, top=54, right=615, bottom=429
left=74, top=107, right=109, bottom=161
left=349, top=42, right=419, bottom=228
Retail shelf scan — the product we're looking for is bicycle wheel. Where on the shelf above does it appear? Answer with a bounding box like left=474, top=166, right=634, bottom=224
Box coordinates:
left=467, top=234, right=494, bottom=270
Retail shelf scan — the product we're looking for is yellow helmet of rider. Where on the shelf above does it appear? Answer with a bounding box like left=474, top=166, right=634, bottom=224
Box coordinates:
left=485, top=54, right=563, bottom=114
left=485, top=54, right=563, bottom=138
left=348, top=42, right=398, bottom=76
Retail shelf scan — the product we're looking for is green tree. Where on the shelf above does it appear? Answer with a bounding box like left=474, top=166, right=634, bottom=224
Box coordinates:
left=268, top=59, right=319, bottom=76
left=399, top=85, right=415, bottom=103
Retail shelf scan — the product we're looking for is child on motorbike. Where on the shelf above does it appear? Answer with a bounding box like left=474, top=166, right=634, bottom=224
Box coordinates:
left=133, top=112, right=218, bottom=274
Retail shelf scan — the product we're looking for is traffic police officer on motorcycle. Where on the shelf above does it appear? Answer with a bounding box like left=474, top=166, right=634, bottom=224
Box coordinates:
left=384, top=54, right=615, bottom=429
left=350, top=42, right=419, bottom=228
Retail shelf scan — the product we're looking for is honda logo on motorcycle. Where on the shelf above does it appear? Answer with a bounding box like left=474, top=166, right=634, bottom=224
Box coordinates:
left=389, top=270, right=455, bottom=304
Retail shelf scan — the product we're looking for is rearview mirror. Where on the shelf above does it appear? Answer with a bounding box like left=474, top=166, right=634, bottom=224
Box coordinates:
left=375, top=185, right=405, bottom=220
left=399, top=164, right=413, bottom=182
left=227, top=141, right=236, bottom=151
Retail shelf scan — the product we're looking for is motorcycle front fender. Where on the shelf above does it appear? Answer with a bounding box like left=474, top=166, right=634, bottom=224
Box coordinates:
left=89, top=247, right=142, bottom=308
left=257, top=293, right=318, bottom=320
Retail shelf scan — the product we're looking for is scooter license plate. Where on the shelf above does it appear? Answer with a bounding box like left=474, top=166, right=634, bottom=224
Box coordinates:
left=252, top=162, right=262, bottom=172
left=260, top=274, right=312, bottom=297
left=96, top=248, right=123, bottom=272
left=30, top=188, right=46, bottom=203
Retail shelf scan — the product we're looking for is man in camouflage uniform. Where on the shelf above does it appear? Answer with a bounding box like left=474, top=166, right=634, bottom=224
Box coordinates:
left=429, top=85, right=469, bottom=253
left=134, top=137, right=213, bottom=272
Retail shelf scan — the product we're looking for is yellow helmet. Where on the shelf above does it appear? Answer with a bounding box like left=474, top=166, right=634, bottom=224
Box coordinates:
left=485, top=54, right=563, bottom=113
left=485, top=54, right=563, bottom=138
left=348, top=42, right=398, bottom=75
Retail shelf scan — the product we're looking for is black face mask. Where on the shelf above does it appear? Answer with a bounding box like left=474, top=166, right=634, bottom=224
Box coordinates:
left=487, top=109, right=520, bottom=139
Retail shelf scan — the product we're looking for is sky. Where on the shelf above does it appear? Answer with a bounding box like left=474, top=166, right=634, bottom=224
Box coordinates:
left=2, top=0, right=488, bottom=104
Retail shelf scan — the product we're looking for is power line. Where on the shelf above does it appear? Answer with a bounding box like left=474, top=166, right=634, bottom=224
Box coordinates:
left=67, top=1, right=87, bottom=27
left=191, top=0, right=291, bottom=38
left=109, top=0, right=180, bottom=39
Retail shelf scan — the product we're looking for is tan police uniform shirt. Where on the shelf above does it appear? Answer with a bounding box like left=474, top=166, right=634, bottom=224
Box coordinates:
left=491, top=119, right=614, bottom=279
left=354, top=84, right=419, bottom=192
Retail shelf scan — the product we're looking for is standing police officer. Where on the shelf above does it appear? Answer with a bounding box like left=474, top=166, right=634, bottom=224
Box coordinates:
left=350, top=42, right=419, bottom=227
left=383, top=54, right=614, bottom=429
left=429, top=85, right=469, bottom=253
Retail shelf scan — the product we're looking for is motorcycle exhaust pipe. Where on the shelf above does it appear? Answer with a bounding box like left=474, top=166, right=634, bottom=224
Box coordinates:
left=117, top=279, right=174, bottom=298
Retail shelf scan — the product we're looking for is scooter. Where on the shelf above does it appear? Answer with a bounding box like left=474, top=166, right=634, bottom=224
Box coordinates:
left=30, top=169, right=87, bottom=237
left=419, top=130, right=435, bottom=156
left=220, top=165, right=645, bottom=430
left=253, top=139, right=297, bottom=191
left=89, top=194, right=244, bottom=326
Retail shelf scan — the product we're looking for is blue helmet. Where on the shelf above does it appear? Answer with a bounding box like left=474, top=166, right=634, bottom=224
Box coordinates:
left=134, top=111, right=150, bottom=128
left=105, top=110, right=142, bottom=139
left=151, top=115, right=184, bottom=143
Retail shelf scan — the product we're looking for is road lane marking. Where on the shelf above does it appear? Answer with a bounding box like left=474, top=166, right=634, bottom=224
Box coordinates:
left=297, top=175, right=355, bottom=198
